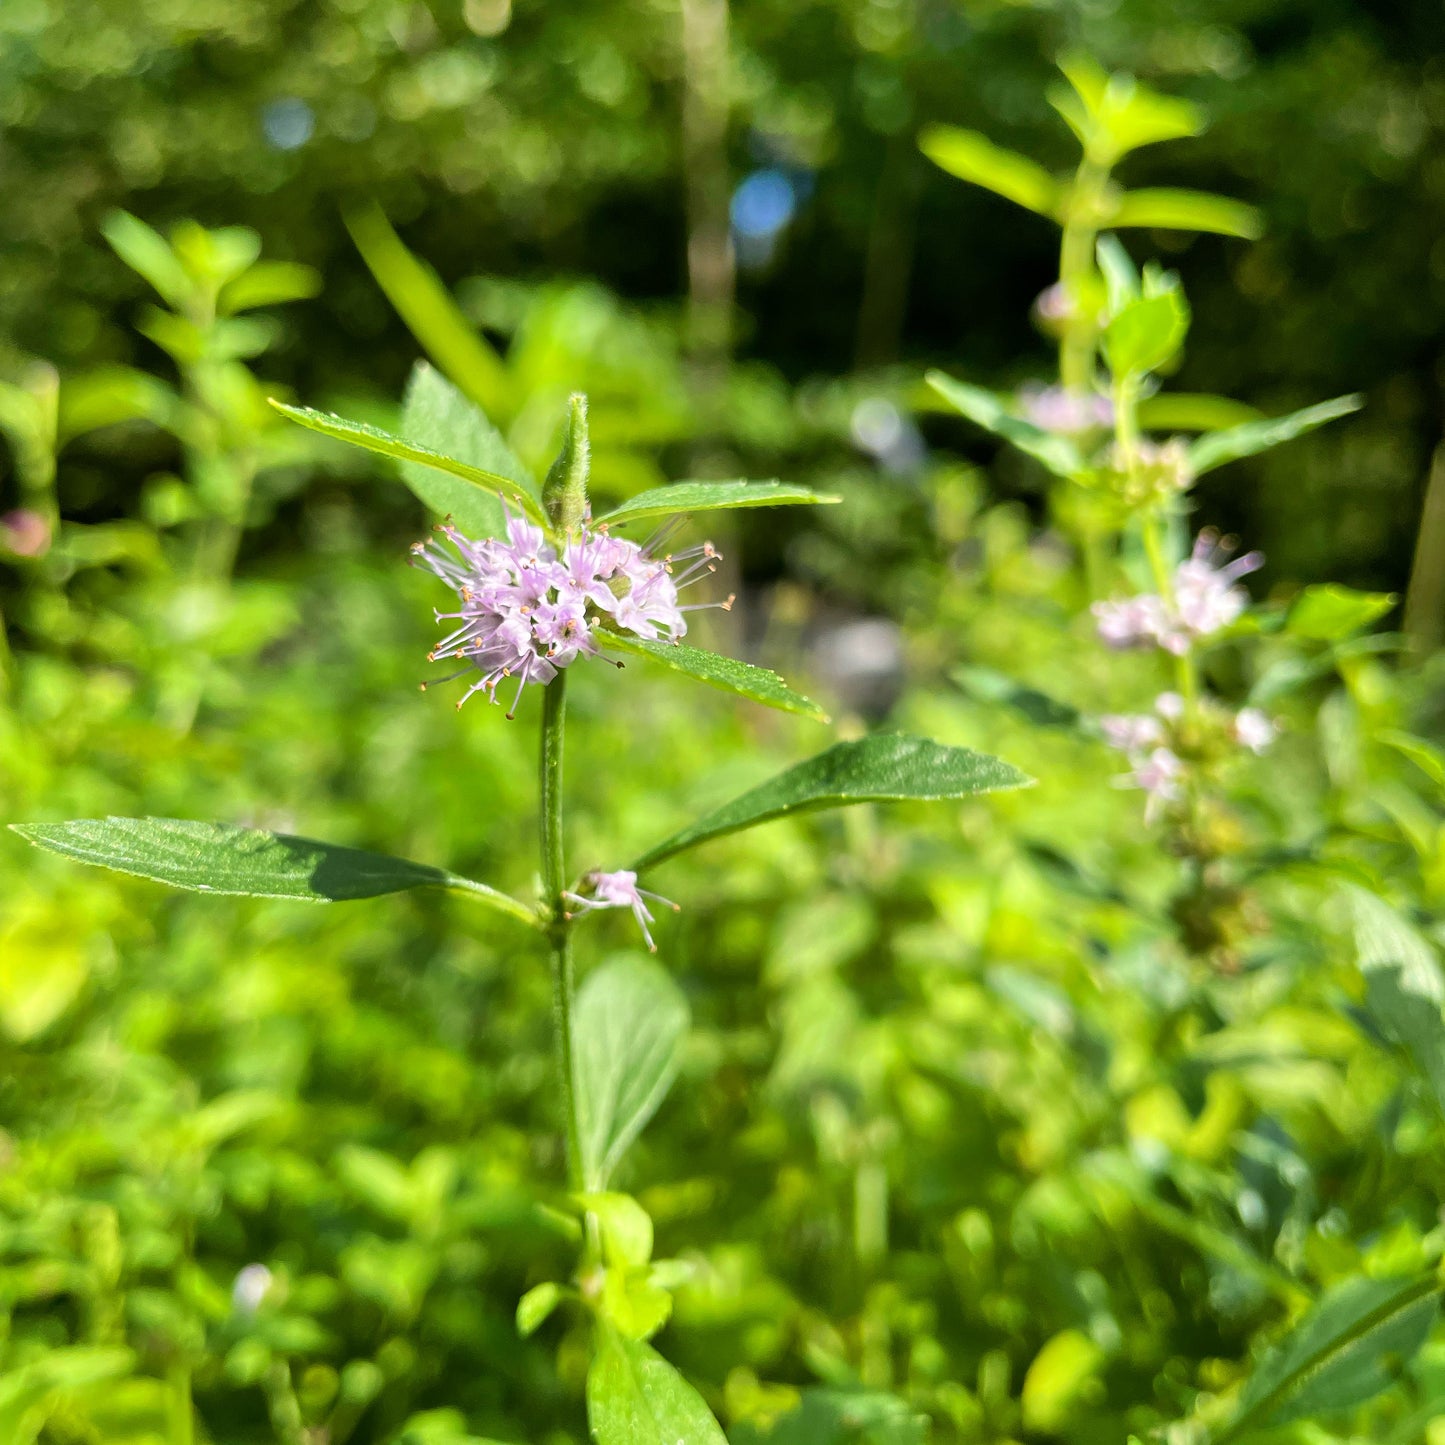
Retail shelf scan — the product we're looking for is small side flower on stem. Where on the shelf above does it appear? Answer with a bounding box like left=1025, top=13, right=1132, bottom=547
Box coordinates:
left=562, top=869, right=680, bottom=952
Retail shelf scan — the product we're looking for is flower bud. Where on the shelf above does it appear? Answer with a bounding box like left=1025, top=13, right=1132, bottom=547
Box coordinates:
left=542, top=392, right=590, bottom=536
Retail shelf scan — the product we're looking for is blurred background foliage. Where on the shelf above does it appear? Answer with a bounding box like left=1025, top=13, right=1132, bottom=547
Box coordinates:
left=6, top=2, right=1445, bottom=1444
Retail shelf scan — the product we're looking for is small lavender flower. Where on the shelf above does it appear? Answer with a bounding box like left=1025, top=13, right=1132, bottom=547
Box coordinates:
left=1115, top=746, right=1185, bottom=822
left=1092, top=594, right=1169, bottom=650
left=0, top=508, right=51, bottom=559
left=1233, top=707, right=1277, bottom=753
left=1092, top=531, right=1262, bottom=655
left=1017, top=384, right=1114, bottom=435
left=1100, top=712, right=1164, bottom=753
left=1171, top=530, right=1262, bottom=641
left=412, top=511, right=731, bottom=716
left=232, top=1263, right=274, bottom=1315
left=1033, top=282, right=1074, bottom=324
left=562, top=869, right=679, bottom=952
left=1154, top=691, right=1185, bottom=721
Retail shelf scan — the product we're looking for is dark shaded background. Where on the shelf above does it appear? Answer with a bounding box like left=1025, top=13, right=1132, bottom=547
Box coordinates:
left=2, top=0, right=1442, bottom=590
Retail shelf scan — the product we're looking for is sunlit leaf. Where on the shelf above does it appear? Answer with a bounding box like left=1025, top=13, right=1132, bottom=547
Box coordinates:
left=586, top=1332, right=727, bottom=1445
left=219, top=260, right=323, bottom=314
left=634, top=735, right=1032, bottom=868
left=1103, top=289, right=1190, bottom=378
left=268, top=401, right=546, bottom=523
left=10, top=817, right=538, bottom=925
left=1111, top=187, right=1263, bottom=239
left=1286, top=583, right=1395, bottom=640
left=925, top=372, right=1083, bottom=478
left=345, top=201, right=512, bottom=419
left=596, top=480, right=838, bottom=528
left=399, top=363, right=537, bottom=538
left=102, top=210, right=190, bottom=309
left=597, top=632, right=828, bottom=722
left=1222, top=1275, right=1440, bottom=1438
left=1187, top=395, right=1362, bottom=475
left=573, top=957, right=689, bottom=1190
left=1136, top=393, right=1262, bottom=432
left=919, top=125, right=1062, bottom=217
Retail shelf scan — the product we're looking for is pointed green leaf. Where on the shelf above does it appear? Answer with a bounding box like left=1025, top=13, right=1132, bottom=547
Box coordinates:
left=1187, top=395, right=1362, bottom=476
left=596, top=480, right=838, bottom=529
left=573, top=957, right=690, bottom=1190
left=586, top=1332, right=727, bottom=1445
left=1136, top=393, right=1262, bottom=432
left=919, top=125, right=1062, bottom=217
left=634, top=735, right=1033, bottom=869
left=102, top=210, right=191, bottom=309
left=597, top=632, right=828, bottom=722
left=1222, top=1275, right=1440, bottom=1439
left=268, top=401, right=546, bottom=524
left=1103, top=289, right=1190, bottom=378
left=344, top=201, right=512, bottom=418
left=9, top=818, right=538, bottom=925
left=1111, top=187, right=1263, bottom=239
left=925, top=372, right=1083, bottom=478
left=1286, top=583, right=1396, bottom=641
left=219, top=260, right=323, bottom=315
left=516, top=1282, right=566, bottom=1339
left=400, top=363, right=538, bottom=538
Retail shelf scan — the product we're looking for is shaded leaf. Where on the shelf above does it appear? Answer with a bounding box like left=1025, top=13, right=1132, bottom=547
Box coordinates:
left=952, top=665, right=1083, bottom=731
left=1111, top=187, right=1263, bottom=238
left=596, top=480, right=837, bottom=529
left=269, top=401, right=545, bottom=523
left=573, top=957, right=689, bottom=1190
left=732, top=1388, right=926, bottom=1445
left=219, top=260, right=323, bottom=314
left=10, top=817, right=537, bottom=924
left=634, top=735, right=1032, bottom=869
left=400, top=363, right=537, bottom=538
left=925, top=371, right=1083, bottom=478
left=1187, top=395, right=1362, bottom=476
left=1365, top=966, right=1445, bottom=1121
left=586, top=1332, right=727, bottom=1445
left=1223, top=1275, right=1440, bottom=1438
left=918, top=125, right=1062, bottom=216
left=345, top=201, right=511, bottom=418
left=597, top=631, right=828, bottom=722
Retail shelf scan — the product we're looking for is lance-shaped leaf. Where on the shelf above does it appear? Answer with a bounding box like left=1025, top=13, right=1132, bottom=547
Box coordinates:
left=918, top=125, right=1062, bottom=217
left=634, top=735, right=1032, bottom=869
left=573, top=957, right=690, bottom=1190
left=400, top=363, right=537, bottom=538
left=587, top=1331, right=727, bottom=1445
left=10, top=817, right=538, bottom=925
left=344, top=200, right=512, bottom=418
left=1136, top=393, right=1261, bottom=433
left=269, top=400, right=546, bottom=524
left=926, top=372, right=1083, bottom=478
left=1219, top=1274, right=1441, bottom=1441
left=1110, top=187, right=1263, bottom=239
left=597, top=632, right=828, bottom=723
left=595, top=480, right=838, bottom=529
left=1187, top=395, right=1362, bottom=476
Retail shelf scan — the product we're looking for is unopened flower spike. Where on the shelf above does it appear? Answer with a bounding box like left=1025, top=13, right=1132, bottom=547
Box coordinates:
left=562, top=869, right=680, bottom=952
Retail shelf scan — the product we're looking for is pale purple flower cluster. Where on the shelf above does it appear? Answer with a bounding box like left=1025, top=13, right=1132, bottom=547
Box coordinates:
left=563, top=869, right=679, bottom=951
left=412, top=513, right=727, bottom=716
left=1100, top=691, right=1277, bottom=820
left=1092, top=530, right=1262, bottom=655
left=1018, top=383, right=1114, bottom=435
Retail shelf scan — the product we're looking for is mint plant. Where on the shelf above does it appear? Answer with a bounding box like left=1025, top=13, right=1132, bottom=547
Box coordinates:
left=11, top=361, right=1030, bottom=1441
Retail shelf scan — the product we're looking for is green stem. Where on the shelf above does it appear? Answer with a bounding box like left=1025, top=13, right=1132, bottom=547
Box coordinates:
left=1058, top=157, right=1109, bottom=394
left=167, top=1364, right=194, bottom=1445
left=540, top=674, right=584, bottom=1190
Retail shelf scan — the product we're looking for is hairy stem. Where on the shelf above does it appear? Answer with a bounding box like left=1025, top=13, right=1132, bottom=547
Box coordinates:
left=540, top=673, right=583, bottom=1190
